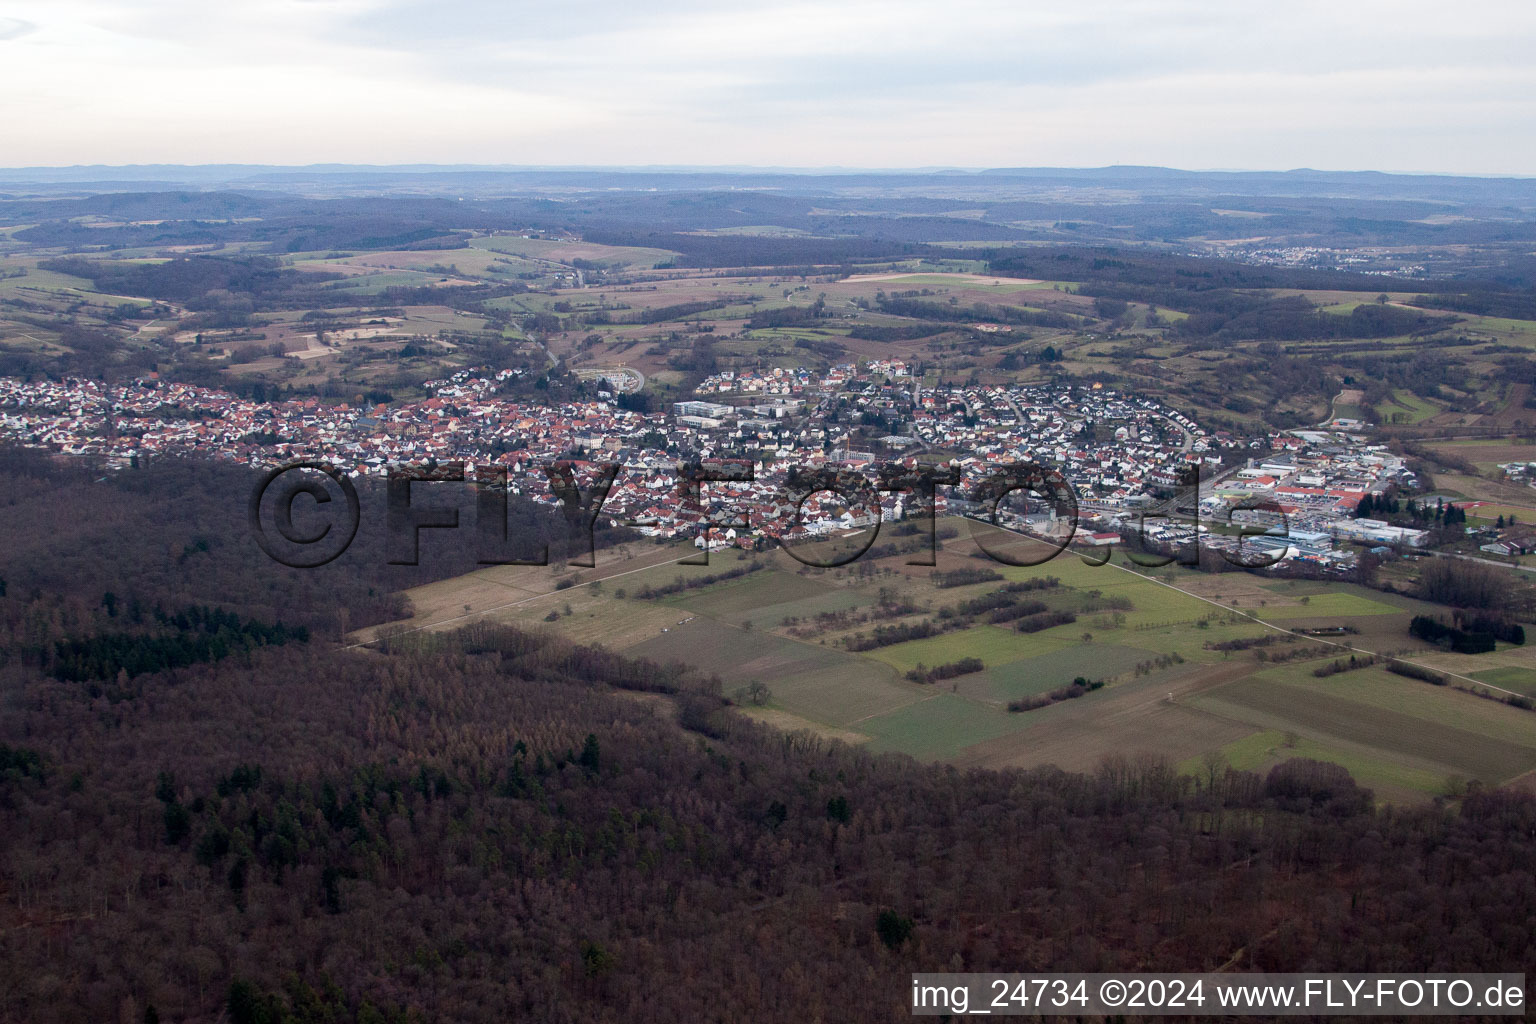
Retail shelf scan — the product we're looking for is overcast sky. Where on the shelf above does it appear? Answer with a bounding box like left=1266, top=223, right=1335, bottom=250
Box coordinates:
left=1, top=0, right=1533, bottom=173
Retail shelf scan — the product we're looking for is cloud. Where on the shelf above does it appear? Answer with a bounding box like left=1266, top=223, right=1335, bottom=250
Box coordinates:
left=0, top=0, right=1533, bottom=171
left=0, top=16, right=36, bottom=40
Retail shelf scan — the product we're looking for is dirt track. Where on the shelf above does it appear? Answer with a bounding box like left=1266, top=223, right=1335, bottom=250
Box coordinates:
left=841, top=272, right=1041, bottom=286
left=952, top=660, right=1258, bottom=773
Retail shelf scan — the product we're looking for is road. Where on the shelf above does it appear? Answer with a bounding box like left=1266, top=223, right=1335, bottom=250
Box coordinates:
left=527, top=332, right=556, bottom=370
left=1160, top=411, right=1195, bottom=453
left=1107, top=559, right=1531, bottom=699
left=1138, top=460, right=1242, bottom=518
left=1427, top=548, right=1536, bottom=575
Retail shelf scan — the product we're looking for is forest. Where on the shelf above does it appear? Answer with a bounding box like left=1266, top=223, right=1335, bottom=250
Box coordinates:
left=1, top=451, right=1536, bottom=1022
left=7, top=166, right=1536, bottom=254
left=4, top=168, right=1536, bottom=1019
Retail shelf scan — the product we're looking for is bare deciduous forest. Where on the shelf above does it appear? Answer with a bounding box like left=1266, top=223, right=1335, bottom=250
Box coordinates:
left=1, top=455, right=1535, bottom=1022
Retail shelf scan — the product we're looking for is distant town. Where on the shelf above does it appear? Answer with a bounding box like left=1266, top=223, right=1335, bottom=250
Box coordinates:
left=0, top=362, right=1432, bottom=569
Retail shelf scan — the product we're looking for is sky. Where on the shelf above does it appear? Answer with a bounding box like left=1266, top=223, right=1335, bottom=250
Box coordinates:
left=1, top=0, right=1533, bottom=174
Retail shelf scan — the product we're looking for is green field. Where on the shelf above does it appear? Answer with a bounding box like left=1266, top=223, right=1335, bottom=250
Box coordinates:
left=1256, top=592, right=1402, bottom=619
left=863, top=624, right=1057, bottom=674
left=1462, top=501, right=1536, bottom=525
left=1332, top=402, right=1371, bottom=422
left=663, top=570, right=842, bottom=619
left=0, top=264, right=152, bottom=310
left=1459, top=315, right=1536, bottom=340
left=1192, top=664, right=1536, bottom=794
left=468, top=233, right=679, bottom=268
left=966, top=643, right=1155, bottom=701
left=1186, top=729, right=1454, bottom=797
left=410, top=521, right=1536, bottom=804
left=843, top=273, right=1053, bottom=293
left=1471, top=667, right=1536, bottom=698
left=322, top=271, right=448, bottom=294
left=1376, top=388, right=1441, bottom=425
left=858, top=693, right=1026, bottom=760
left=627, top=615, right=922, bottom=728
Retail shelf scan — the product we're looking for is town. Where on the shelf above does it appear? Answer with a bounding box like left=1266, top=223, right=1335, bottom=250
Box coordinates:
left=6, top=2, right=1536, bottom=1015
left=0, top=362, right=1427, bottom=570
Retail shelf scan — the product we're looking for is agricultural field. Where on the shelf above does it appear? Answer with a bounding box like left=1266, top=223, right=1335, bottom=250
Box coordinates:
left=840, top=272, right=1050, bottom=291
left=1190, top=662, right=1536, bottom=803
left=1184, top=729, right=1451, bottom=798
left=1426, top=440, right=1536, bottom=477
left=468, top=233, right=680, bottom=269
left=1455, top=314, right=1536, bottom=342
left=1471, top=667, right=1536, bottom=698
left=1376, top=388, right=1442, bottom=425
left=11, top=191, right=1536, bottom=809
left=961, top=643, right=1154, bottom=702
left=14, top=219, right=1532, bottom=453
left=1459, top=500, right=1536, bottom=525
left=0, top=256, right=160, bottom=351
left=857, top=693, right=1027, bottom=760
left=362, top=518, right=1536, bottom=804
left=1254, top=591, right=1403, bottom=619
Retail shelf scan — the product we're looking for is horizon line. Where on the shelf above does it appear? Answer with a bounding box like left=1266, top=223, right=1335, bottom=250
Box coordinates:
left=0, top=162, right=1533, bottom=181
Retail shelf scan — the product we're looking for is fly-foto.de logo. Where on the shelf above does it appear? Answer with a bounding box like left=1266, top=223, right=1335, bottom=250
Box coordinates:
left=248, top=459, right=1287, bottom=571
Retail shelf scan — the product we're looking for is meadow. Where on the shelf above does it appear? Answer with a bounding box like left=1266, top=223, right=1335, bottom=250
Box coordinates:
left=1191, top=663, right=1536, bottom=802
left=363, top=519, right=1536, bottom=804
left=1377, top=388, right=1442, bottom=425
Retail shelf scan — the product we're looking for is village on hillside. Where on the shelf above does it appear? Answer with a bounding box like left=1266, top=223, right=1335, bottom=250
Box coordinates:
left=0, top=363, right=1438, bottom=568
